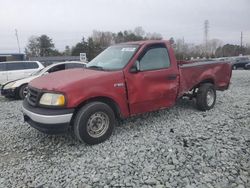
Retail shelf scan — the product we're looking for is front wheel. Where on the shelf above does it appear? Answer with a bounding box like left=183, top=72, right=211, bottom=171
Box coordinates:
left=18, top=84, right=28, bottom=99
left=73, top=102, right=115, bottom=145
left=196, top=83, right=216, bottom=111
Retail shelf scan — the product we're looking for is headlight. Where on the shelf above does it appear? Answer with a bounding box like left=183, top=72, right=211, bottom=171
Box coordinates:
left=39, top=93, right=65, bottom=106
left=3, top=82, right=16, bottom=89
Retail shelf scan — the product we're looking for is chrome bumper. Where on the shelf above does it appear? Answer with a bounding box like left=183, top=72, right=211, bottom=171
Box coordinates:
left=22, top=106, right=73, bottom=124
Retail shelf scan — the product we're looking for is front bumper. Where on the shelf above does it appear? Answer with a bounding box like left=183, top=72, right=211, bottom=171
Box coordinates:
left=1, top=88, right=16, bottom=97
left=22, top=99, right=74, bottom=134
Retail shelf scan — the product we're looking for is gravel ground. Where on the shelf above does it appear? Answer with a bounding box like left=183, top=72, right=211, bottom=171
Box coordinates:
left=0, top=70, right=249, bottom=188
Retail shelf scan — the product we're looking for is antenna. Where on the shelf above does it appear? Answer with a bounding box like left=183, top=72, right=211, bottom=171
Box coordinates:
left=15, top=29, right=21, bottom=53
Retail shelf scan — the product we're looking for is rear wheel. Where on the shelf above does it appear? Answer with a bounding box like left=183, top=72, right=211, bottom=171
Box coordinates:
left=73, top=102, right=115, bottom=145
left=18, top=84, right=28, bottom=100
left=196, top=83, right=216, bottom=111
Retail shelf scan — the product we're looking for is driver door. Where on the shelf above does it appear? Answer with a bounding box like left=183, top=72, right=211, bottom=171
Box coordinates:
left=125, top=44, right=179, bottom=115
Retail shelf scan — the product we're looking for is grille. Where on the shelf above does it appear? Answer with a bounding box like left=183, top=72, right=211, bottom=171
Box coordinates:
left=27, top=87, right=40, bottom=106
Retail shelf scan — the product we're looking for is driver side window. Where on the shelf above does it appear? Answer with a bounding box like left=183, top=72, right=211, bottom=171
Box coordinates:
left=140, top=46, right=170, bottom=71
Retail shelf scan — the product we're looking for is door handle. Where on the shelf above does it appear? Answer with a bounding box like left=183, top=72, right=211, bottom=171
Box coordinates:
left=167, top=74, right=177, bottom=80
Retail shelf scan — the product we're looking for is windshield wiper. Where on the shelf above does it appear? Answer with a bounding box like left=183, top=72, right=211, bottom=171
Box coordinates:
left=86, top=65, right=104, bottom=70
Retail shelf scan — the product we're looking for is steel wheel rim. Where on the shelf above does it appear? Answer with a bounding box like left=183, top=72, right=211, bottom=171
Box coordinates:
left=87, top=112, right=109, bottom=138
left=207, top=90, right=215, bottom=107
left=23, top=86, right=28, bottom=97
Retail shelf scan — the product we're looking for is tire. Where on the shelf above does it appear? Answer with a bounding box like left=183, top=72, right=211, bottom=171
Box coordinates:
left=196, top=83, right=216, bottom=111
left=73, top=102, right=115, bottom=145
left=233, top=65, right=237, bottom=70
left=18, top=84, right=28, bottom=100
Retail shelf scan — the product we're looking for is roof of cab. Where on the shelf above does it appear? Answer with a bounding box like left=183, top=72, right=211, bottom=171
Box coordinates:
left=120, top=40, right=170, bottom=46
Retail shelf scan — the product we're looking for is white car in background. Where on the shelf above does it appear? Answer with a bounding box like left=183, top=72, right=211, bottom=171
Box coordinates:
left=0, top=61, right=44, bottom=85
left=1, top=61, right=86, bottom=99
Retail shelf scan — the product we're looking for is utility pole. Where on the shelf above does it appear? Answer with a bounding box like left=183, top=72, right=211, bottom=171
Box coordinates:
left=204, top=20, right=209, bottom=57
left=182, top=37, right=185, bottom=60
left=240, top=31, right=243, bottom=48
left=15, top=29, right=21, bottom=53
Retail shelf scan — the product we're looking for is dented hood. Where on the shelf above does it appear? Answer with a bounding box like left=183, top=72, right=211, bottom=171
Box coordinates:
left=29, top=68, right=121, bottom=92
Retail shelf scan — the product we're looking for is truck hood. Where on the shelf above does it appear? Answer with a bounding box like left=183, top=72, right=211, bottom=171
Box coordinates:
left=29, top=68, right=123, bottom=92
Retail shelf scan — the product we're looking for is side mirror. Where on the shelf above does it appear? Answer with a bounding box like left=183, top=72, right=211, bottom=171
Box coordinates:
left=130, top=60, right=140, bottom=73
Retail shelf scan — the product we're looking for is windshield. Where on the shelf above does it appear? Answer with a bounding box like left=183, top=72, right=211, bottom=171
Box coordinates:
left=86, top=44, right=139, bottom=70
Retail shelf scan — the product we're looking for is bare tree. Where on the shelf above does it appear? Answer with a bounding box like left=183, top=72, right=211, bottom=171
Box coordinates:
left=207, top=39, right=223, bottom=55
left=92, top=30, right=113, bottom=48
left=134, top=26, right=145, bottom=37
left=145, top=32, right=162, bottom=40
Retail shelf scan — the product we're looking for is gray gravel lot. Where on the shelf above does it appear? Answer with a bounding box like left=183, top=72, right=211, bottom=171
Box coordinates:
left=0, top=70, right=249, bottom=188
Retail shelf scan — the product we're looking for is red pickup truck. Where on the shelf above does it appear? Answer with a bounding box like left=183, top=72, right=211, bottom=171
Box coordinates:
left=22, top=40, right=232, bottom=145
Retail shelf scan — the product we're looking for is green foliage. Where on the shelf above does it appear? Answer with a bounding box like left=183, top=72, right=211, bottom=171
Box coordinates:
left=63, top=46, right=71, bottom=56
left=25, top=35, right=59, bottom=57
left=215, top=44, right=247, bottom=57
left=71, top=37, right=89, bottom=56
left=113, top=30, right=144, bottom=43
left=25, top=36, right=40, bottom=57
left=49, top=49, right=61, bottom=56
left=25, top=27, right=163, bottom=60
left=25, top=29, right=250, bottom=60
left=39, top=35, right=55, bottom=56
left=87, top=37, right=102, bottom=60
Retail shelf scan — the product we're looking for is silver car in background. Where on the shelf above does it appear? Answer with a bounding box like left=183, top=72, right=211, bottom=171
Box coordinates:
left=0, top=61, right=44, bottom=85
left=1, top=61, right=86, bottom=99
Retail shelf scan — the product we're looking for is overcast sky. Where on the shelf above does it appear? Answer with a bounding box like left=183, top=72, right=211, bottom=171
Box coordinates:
left=0, top=0, right=249, bottom=53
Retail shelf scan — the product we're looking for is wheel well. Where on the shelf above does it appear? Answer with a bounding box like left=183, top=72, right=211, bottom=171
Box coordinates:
left=188, top=79, right=214, bottom=96
left=196, top=79, right=214, bottom=89
left=17, top=83, right=28, bottom=90
left=15, top=83, right=28, bottom=96
left=72, top=97, right=122, bottom=122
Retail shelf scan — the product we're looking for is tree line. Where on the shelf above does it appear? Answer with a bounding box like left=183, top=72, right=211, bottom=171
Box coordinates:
left=25, top=27, right=162, bottom=61
left=25, top=27, right=250, bottom=61
left=170, top=38, right=250, bottom=60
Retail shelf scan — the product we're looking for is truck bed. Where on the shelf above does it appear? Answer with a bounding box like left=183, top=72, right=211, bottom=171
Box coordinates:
left=178, top=61, right=232, bottom=98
